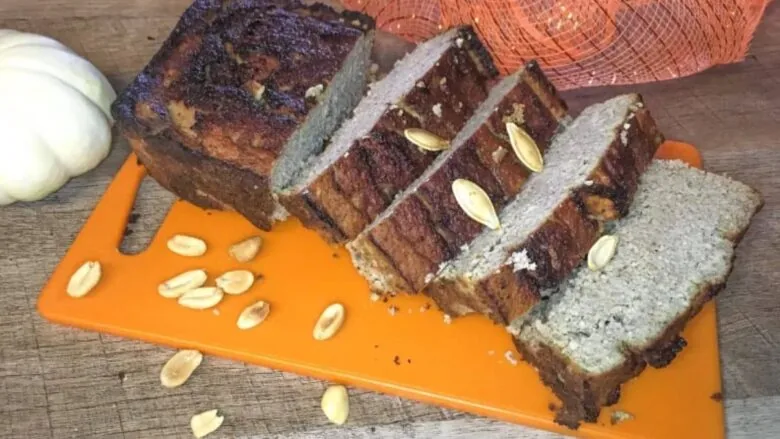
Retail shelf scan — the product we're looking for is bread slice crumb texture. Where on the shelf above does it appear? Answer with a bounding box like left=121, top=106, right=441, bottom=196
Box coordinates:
left=516, top=159, right=762, bottom=374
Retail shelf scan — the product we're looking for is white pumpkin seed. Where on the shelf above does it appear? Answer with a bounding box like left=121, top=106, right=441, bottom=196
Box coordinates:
left=228, top=236, right=262, bottom=263
left=167, top=234, right=207, bottom=257
left=190, top=409, right=224, bottom=438
left=178, top=287, right=224, bottom=310
left=215, top=270, right=255, bottom=295
left=66, top=261, right=101, bottom=298
left=236, top=300, right=270, bottom=330
left=313, top=303, right=346, bottom=341
left=321, top=385, right=349, bottom=425
left=451, top=179, right=500, bottom=229
left=588, top=235, right=619, bottom=271
left=158, top=269, right=208, bottom=298
left=160, top=349, right=202, bottom=388
left=506, top=122, right=544, bottom=172
left=403, top=128, right=449, bottom=152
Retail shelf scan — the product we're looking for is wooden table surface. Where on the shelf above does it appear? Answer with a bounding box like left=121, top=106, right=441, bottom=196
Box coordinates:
left=1, top=1, right=779, bottom=438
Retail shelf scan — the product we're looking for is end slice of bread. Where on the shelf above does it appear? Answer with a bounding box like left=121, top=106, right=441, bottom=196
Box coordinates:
left=347, top=61, right=568, bottom=294
left=425, top=94, right=663, bottom=323
left=512, top=159, right=763, bottom=428
left=113, top=1, right=375, bottom=230
left=278, top=27, right=499, bottom=242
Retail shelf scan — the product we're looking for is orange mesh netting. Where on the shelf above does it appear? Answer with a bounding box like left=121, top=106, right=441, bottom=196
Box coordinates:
left=342, top=0, right=770, bottom=89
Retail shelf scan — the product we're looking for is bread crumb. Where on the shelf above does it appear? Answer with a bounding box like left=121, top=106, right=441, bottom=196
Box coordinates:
left=416, top=81, right=426, bottom=88
left=459, top=243, right=469, bottom=252
left=505, top=325, right=521, bottom=336
left=305, top=84, right=324, bottom=100
left=610, top=410, right=634, bottom=425
left=212, top=309, right=220, bottom=316
left=455, top=37, right=464, bottom=48
left=510, top=249, right=537, bottom=272
left=504, top=350, right=518, bottom=366
left=397, top=109, right=404, bottom=117
left=474, top=17, right=480, bottom=24
left=370, top=292, right=381, bottom=302
left=491, top=147, right=507, bottom=164
left=623, top=123, right=631, bottom=130
left=502, top=103, right=525, bottom=125
left=620, top=130, right=629, bottom=146
left=443, top=314, right=452, bottom=324
left=584, top=180, right=594, bottom=186
left=351, top=19, right=361, bottom=27
left=419, top=303, right=431, bottom=312
left=439, top=77, right=447, bottom=86
left=388, top=305, right=398, bottom=316
left=432, top=103, right=443, bottom=118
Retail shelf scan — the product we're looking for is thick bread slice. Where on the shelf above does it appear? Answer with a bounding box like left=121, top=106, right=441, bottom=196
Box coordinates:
left=347, top=61, right=568, bottom=294
left=112, top=0, right=375, bottom=230
left=425, top=94, right=662, bottom=324
left=512, top=160, right=763, bottom=429
left=278, top=27, right=499, bottom=243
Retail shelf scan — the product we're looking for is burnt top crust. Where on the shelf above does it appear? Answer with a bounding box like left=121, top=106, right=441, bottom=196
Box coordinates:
left=112, top=0, right=373, bottom=175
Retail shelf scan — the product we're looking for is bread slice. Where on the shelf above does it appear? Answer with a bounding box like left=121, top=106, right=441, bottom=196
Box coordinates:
left=512, top=159, right=763, bottom=429
left=425, top=94, right=663, bottom=324
left=347, top=61, right=568, bottom=294
left=112, top=0, right=375, bottom=230
left=278, top=27, right=499, bottom=243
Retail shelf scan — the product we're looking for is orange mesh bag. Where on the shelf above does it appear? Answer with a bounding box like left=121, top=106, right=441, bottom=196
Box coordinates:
left=342, top=0, right=770, bottom=89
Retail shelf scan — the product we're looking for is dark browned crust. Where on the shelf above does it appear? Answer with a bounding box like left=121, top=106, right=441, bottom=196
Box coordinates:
left=111, top=0, right=374, bottom=230
left=279, top=27, right=499, bottom=243
left=513, top=193, right=764, bottom=429
left=425, top=96, right=663, bottom=324
left=347, top=61, right=568, bottom=294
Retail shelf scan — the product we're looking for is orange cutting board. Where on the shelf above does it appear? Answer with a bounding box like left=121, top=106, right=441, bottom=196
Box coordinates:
left=37, top=141, right=723, bottom=439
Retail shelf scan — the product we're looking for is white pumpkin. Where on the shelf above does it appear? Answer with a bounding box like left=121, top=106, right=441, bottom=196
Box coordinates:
left=0, top=29, right=116, bottom=205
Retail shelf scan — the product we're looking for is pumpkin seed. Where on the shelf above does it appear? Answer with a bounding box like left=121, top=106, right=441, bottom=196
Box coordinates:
left=167, top=234, right=207, bottom=257
left=506, top=122, right=543, bottom=172
left=588, top=235, right=619, bottom=271
left=215, top=270, right=255, bottom=295
left=160, top=349, right=202, bottom=388
left=66, top=261, right=101, bottom=298
left=236, top=300, right=270, bottom=330
left=321, top=385, right=349, bottom=425
left=178, top=287, right=224, bottom=310
left=313, top=303, right=345, bottom=341
left=228, top=236, right=262, bottom=263
left=158, top=269, right=207, bottom=298
left=190, top=409, right=224, bottom=438
left=403, top=128, right=449, bottom=152
left=451, top=179, right=500, bottom=229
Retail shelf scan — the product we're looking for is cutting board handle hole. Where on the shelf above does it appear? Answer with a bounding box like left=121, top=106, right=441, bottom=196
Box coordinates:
left=119, top=176, right=176, bottom=255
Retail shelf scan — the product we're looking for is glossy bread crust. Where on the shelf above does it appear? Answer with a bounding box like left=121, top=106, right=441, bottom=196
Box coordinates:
left=112, top=0, right=373, bottom=230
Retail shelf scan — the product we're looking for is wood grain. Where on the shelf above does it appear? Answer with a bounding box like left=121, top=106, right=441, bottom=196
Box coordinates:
left=1, top=1, right=779, bottom=438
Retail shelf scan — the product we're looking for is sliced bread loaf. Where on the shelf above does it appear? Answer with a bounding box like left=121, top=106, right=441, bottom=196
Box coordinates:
left=347, top=61, right=568, bottom=294
left=425, top=94, right=663, bottom=324
left=112, top=0, right=375, bottom=230
left=512, top=159, right=763, bottom=428
left=278, top=27, right=499, bottom=243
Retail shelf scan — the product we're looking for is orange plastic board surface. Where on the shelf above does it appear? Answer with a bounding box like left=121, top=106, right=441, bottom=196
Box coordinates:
left=38, top=142, right=723, bottom=438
